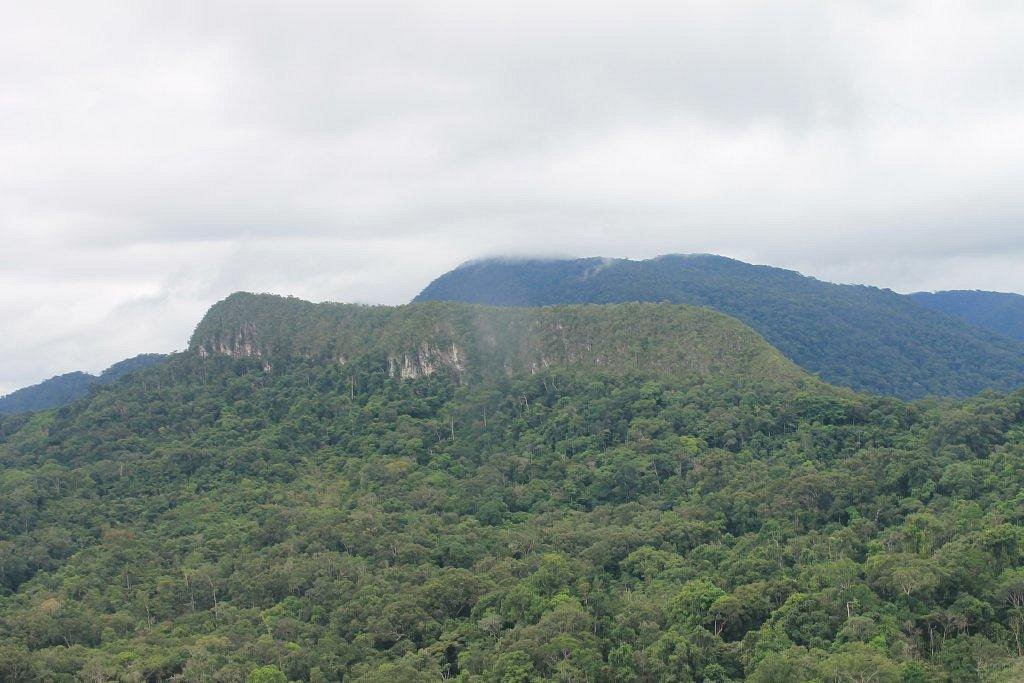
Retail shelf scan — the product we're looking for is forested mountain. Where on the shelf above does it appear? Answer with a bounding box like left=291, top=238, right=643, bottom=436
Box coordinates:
left=191, top=293, right=808, bottom=388
left=3, top=294, right=1024, bottom=681
left=912, top=291, right=1024, bottom=343
left=0, top=354, right=167, bottom=415
left=415, top=255, right=1024, bottom=399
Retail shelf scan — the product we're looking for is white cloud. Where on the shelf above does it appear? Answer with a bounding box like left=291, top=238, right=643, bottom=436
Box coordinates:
left=2, top=0, right=1024, bottom=392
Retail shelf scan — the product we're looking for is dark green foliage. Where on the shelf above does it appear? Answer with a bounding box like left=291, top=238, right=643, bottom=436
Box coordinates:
left=97, top=354, right=168, bottom=384
left=415, top=255, right=1024, bottom=399
left=0, top=354, right=167, bottom=415
left=0, top=371, right=95, bottom=415
left=2, top=298, right=1024, bottom=680
left=912, top=290, right=1024, bottom=342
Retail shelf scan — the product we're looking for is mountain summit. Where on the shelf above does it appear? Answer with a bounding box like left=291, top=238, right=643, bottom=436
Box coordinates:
left=416, top=254, right=1024, bottom=398
left=190, top=292, right=812, bottom=389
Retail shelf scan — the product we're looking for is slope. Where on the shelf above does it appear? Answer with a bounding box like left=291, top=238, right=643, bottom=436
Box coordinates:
left=189, top=292, right=812, bottom=389
left=1, top=294, right=1023, bottom=681
left=415, top=254, right=1024, bottom=399
left=0, top=354, right=167, bottom=415
left=912, top=290, right=1024, bottom=342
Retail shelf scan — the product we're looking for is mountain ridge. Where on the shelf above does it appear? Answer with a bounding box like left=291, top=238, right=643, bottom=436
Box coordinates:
left=911, top=289, right=1024, bottom=342
left=0, top=353, right=167, bottom=415
left=416, top=254, right=1024, bottom=399
left=190, top=291, right=814, bottom=389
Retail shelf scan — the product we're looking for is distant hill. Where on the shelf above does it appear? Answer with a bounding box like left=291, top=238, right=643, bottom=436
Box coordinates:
left=415, top=254, right=1024, bottom=398
left=191, top=292, right=813, bottom=390
left=0, top=353, right=167, bottom=414
left=911, top=290, right=1024, bottom=342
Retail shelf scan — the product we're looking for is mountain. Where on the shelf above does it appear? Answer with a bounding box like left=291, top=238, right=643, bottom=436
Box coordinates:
left=0, top=353, right=167, bottom=415
left=416, top=254, right=1024, bottom=399
left=191, top=292, right=812, bottom=388
left=3, top=293, right=1024, bottom=680
left=97, top=353, right=169, bottom=382
left=912, top=290, right=1024, bottom=342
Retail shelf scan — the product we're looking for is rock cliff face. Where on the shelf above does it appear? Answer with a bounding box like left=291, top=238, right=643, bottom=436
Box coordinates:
left=194, top=316, right=470, bottom=380
left=188, top=292, right=815, bottom=389
left=196, top=322, right=264, bottom=359
left=388, top=342, right=465, bottom=380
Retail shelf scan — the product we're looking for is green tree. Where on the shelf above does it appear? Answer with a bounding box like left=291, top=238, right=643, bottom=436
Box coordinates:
left=247, top=665, right=287, bottom=683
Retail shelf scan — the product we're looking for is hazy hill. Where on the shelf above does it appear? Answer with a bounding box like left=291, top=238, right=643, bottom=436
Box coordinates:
left=2, top=293, right=1023, bottom=680
left=191, top=292, right=812, bottom=388
left=416, top=254, right=1024, bottom=399
left=0, top=353, right=167, bottom=415
left=912, top=290, right=1024, bottom=342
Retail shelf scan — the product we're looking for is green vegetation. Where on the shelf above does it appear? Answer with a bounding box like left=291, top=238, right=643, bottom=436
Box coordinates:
left=415, top=254, right=1024, bottom=399
left=0, top=354, right=167, bottom=415
left=1, top=295, right=1024, bottom=681
left=0, top=371, right=96, bottom=416
left=192, top=294, right=809, bottom=389
left=912, top=291, right=1024, bottom=343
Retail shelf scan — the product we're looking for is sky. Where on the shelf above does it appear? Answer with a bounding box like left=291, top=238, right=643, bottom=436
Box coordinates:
left=2, top=1, right=1024, bottom=394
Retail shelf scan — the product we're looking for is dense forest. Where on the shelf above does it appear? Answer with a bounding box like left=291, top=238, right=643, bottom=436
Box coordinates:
left=2, top=295, right=1024, bottom=681
left=0, top=355, right=167, bottom=416
left=912, top=291, right=1024, bottom=343
left=415, top=255, right=1024, bottom=399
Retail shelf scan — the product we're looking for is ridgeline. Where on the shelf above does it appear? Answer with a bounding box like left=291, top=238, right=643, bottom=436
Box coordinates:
left=416, top=254, right=1024, bottom=399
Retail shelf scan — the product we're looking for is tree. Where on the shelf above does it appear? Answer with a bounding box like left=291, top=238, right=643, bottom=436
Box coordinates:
left=672, top=579, right=726, bottom=628
left=866, top=553, right=942, bottom=601
left=819, top=644, right=900, bottom=683
left=487, top=650, right=535, bottom=683
left=0, top=644, right=37, bottom=682
left=247, top=666, right=287, bottom=683
left=748, top=646, right=821, bottom=683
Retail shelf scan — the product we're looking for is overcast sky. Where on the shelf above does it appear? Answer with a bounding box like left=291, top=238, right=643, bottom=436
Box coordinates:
left=3, top=1, right=1024, bottom=394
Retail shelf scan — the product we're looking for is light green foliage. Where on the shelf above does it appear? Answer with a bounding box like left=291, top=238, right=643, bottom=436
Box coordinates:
left=248, top=665, right=288, bottom=683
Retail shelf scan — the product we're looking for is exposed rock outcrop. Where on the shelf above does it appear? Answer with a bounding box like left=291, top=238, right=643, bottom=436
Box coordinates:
left=388, top=342, right=465, bottom=379
left=196, top=322, right=264, bottom=359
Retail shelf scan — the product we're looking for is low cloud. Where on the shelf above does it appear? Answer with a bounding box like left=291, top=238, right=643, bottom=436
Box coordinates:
left=3, top=1, right=1024, bottom=392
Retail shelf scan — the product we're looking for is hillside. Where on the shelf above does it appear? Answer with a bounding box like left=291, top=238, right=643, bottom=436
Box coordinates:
left=0, top=354, right=167, bottom=415
left=190, top=293, right=811, bottom=388
left=2, top=295, right=1024, bottom=680
left=912, top=290, right=1024, bottom=342
left=415, top=255, right=1024, bottom=399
